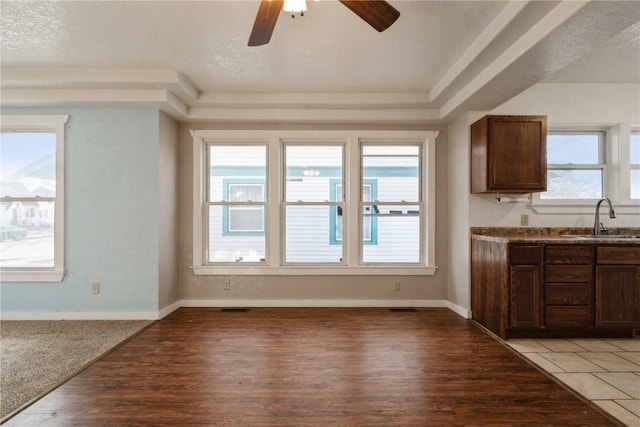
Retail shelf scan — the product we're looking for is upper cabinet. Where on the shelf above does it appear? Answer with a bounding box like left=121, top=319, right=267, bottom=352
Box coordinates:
left=471, top=115, right=547, bottom=194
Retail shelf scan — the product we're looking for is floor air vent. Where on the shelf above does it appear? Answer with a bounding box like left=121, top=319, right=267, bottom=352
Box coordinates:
left=389, top=308, right=417, bottom=312
left=221, top=308, right=249, bottom=312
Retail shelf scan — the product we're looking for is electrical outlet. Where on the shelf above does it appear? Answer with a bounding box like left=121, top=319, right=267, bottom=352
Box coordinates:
left=520, top=214, right=529, bottom=226
left=393, top=281, right=401, bottom=292
left=223, top=280, right=231, bottom=290
left=91, top=282, right=100, bottom=295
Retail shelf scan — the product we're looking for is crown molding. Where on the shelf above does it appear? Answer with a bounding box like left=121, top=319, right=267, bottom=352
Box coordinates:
left=0, top=68, right=440, bottom=123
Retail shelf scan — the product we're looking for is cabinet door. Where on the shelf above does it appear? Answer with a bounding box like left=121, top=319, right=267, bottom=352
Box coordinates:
left=488, top=117, right=546, bottom=191
left=595, top=265, right=640, bottom=327
left=510, top=265, right=542, bottom=328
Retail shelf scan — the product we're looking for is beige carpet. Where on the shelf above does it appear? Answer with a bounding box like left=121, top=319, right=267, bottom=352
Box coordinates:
left=0, top=319, right=153, bottom=421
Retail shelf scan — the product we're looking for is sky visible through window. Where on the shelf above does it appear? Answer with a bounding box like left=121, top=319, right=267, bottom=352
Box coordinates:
left=0, top=132, right=55, bottom=179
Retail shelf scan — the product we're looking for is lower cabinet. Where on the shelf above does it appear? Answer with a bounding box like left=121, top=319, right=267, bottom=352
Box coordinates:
left=471, top=237, right=640, bottom=339
left=543, top=245, right=593, bottom=329
left=595, top=246, right=640, bottom=328
left=509, top=246, right=541, bottom=328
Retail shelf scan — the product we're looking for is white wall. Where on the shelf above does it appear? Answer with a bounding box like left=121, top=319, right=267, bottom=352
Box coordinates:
left=447, top=83, right=640, bottom=314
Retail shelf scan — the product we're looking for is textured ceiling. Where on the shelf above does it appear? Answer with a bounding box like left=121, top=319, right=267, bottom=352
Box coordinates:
left=1, top=0, right=639, bottom=123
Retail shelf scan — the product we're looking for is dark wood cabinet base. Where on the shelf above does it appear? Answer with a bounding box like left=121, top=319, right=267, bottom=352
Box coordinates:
left=471, top=235, right=640, bottom=339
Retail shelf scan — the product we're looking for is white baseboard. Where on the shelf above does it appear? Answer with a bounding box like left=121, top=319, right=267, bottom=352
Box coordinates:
left=0, top=300, right=471, bottom=320
left=446, top=301, right=471, bottom=319
left=0, top=311, right=159, bottom=321
left=180, top=299, right=450, bottom=308
left=158, top=300, right=182, bottom=319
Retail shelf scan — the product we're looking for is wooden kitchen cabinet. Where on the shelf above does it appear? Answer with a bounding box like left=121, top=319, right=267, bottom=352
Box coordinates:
left=471, top=235, right=637, bottom=339
left=595, top=246, right=640, bottom=328
left=471, top=115, right=547, bottom=194
left=544, top=245, right=593, bottom=329
left=509, top=246, right=542, bottom=328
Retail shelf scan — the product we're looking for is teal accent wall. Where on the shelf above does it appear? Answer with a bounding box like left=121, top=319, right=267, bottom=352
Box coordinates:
left=0, top=107, right=161, bottom=314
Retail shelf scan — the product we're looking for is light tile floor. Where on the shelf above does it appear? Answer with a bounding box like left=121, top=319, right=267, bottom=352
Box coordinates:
left=506, top=338, right=640, bottom=427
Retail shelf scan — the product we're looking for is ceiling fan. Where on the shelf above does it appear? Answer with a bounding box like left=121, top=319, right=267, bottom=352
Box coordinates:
left=248, top=0, right=400, bottom=46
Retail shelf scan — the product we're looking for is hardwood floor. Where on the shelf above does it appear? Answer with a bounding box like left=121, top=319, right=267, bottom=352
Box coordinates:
left=5, top=308, right=621, bottom=426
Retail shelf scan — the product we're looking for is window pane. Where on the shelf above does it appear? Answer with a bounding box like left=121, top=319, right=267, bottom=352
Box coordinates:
left=208, top=205, right=265, bottom=262
left=228, top=184, right=264, bottom=202
left=631, top=169, right=640, bottom=199
left=229, top=207, right=263, bottom=232
left=332, top=183, right=374, bottom=243
left=631, top=133, right=640, bottom=165
left=0, top=132, right=56, bottom=197
left=362, top=145, right=419, bottom=202
left=547, top=134, right=601, bottom=164
left=362, top=205, right=420, bottom=263
left=285, top=145, right=342, bottom=202
left=541, top=169, right=602, bottom=199
left=286, top=205, right=342, bottom=263
left=209, top=145, right=266, bottom=201
left=0, top=201, right=54, bottom=268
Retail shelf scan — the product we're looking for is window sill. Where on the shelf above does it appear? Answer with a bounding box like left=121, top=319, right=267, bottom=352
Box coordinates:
left=0, top=270, right=65, bottom=282
left=192, top=265, right=438, bottom=276
left=529, top=201, right=639, bottom=215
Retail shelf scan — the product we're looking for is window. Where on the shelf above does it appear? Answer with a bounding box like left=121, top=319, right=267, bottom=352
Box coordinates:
left=361, top=144, right=421, bottom=263
left=631, top=131, right=639, bottom=199
left=207, top=144, right=266, bottom=263
left=191, top=130, right=438, bottom=275
left=284, top=144, right=343, bottom=263
left=542, top=132, right=605, bottom=200
left=0, top=115, right=68, bottom=281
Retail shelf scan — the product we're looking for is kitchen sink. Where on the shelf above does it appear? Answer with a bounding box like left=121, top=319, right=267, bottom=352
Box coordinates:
left=561, top=234, right=640, bottom=239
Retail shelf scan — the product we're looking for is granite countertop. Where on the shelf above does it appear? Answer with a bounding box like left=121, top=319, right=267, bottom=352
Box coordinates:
left=471, top=227, right=640, bottom=245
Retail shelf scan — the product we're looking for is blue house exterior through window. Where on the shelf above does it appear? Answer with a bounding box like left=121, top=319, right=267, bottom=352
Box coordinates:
left=330, top=179, right=378, bottom=245
left=222, top=178, right=265, bottom=236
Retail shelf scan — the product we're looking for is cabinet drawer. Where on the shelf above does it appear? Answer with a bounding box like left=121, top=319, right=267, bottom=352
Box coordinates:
left=597, top=246, right=640, bottom=265
left=545, top=245, right=592, bottom=264
left=510, top=245, right=541, bottom=265
left=545, top=265, right=592, bottom=283
left=545, top=306, right=592, bottom=328
left=545, top=284, right=591, bottom=305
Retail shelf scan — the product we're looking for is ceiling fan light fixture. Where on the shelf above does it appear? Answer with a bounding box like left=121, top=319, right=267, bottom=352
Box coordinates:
left=283, top=0, right=307, bottom=17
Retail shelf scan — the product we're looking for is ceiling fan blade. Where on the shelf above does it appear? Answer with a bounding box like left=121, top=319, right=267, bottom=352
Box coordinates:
left=248, top=0, right=284, bottom=46
left=339, top=0, right=400, bottom=32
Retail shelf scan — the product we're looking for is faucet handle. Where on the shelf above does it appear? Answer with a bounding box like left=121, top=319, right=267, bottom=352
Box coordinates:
left=600, top=222, right=608, bottom=234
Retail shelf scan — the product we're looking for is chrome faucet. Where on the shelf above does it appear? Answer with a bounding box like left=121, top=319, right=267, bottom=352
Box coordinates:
left=593, top=198, right=616, bottom=235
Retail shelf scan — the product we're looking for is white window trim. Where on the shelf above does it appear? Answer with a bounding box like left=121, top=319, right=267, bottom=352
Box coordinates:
left=530, top=124, right=640, bottom=214
left=190, top=130, right=438, bottom=276
left=631, top=128, right=640, bottom=200
left=0, top=115, right=68, bottom=282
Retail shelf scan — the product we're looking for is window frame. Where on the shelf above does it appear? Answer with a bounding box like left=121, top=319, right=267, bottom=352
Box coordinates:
left=0, top=115, right=68, bottom=282
left=191, top=130, right=438, bottom=276
left=282, top=141, right=345, bottom=265
left=205, top=142, right=268, bottom=264
left=360, top=142, right=423, bottom=265
left=631, top=130, right=639, bottom=200
left=530, top=124, right=640, bottom=214
left=541, top=130, right=606, bottom=201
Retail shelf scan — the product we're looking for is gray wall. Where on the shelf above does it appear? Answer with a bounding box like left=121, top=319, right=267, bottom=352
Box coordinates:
left=178, top=123, right=450, bottom=304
